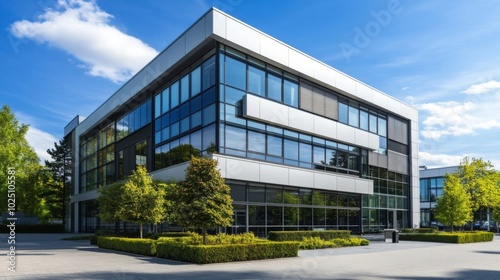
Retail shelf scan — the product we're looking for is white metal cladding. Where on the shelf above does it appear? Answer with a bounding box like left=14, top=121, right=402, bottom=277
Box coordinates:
left=243, top=94, right=380, bottom=151
left=214, top=154, right=374, bottom=195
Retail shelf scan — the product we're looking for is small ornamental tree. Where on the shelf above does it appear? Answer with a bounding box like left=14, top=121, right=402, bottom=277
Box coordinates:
left=174, top=156, right=233, bottom=244
left=97, top=182, right=124, bottom=233
left=118, top=165, right=166, bottom=238
left=435, top=174, right=471, bottom=232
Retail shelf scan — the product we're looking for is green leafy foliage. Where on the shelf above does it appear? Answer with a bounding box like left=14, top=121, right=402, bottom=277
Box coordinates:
left=97, top=182, right=124, bottom=232
left=173, top=156, right=233, bottom=244
left=97, top=237, right=157, bottom=256
left=117, top=166, right=166, bottom=238
left=268, top=230, right=351, bottom=241
left=298, top=236, right=369, bottom=250
left=156, top=241, right=299, bottom=264
left=399, top=231, right=494, bottom=243
left=435, top=174, right=471, bottom=232
left=167, top=232, right=261, bottom=245
left=44, top=139, right=71, bottom=224
left=456, top=157, right=500, bottom=228
left=400, top=227, right=438, bottom=233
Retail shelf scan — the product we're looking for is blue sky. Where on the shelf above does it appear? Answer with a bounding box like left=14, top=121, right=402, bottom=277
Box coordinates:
left=2, top=0, right=500, bottom=168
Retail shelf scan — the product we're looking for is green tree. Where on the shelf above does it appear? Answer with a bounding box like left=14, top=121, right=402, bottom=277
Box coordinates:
left=457, top=157, right=500, bottom=229
left=97, top=182, right=125, bottom=233
left=174, top=156, right=233, bottom=244
left=0, top=105, right=43, bottom=214
left=118, top=165, right=166, bottom=238
left=44, top=139, right=71, bottom=225
left=435, top=174, right=471, bottom=232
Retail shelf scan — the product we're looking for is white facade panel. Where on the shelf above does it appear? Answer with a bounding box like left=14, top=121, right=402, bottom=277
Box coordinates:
left=259, top=164, right=289, bottom=185
left=313, top=115, right=336, bottom=139
left=260, top=98, right=289, bottom=126
left=336, top=122, right=356, bottom=144
left=313, top=63, right=336, bottom=87
left=226, top=17, right=260, bottom=54
left=313, top=172, right=337, bottom=191
left=355, top=83, right=374, bottom=104
left=288, top=108, right=314, bottom=133
left=288, top=49, right=314, bottom=78
left=288, top=168, right=314, bottom=189
left=337, top=176, right=356, bottom=193
left=335, top=73, right=356, bottom=95
left=258, top=35, right=289, bottom=67
left=225, top=157, right=260, bottom=181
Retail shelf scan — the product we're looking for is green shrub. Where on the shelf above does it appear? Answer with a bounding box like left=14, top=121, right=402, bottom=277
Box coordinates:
left=331, top=237, right=369, bottom=247
left=97, top=237, right=157, bottom=256
left=400, top=227, right=438, bottom=234
left=167, top=232, right=262, bottom=245
left=159, top=232, right=194, bottom=238
left=268, top=230, right=351, bottom=241
left=299, top=237, right=335, bottom=250
left=156, top=241, right=299, bottom=264
left=399, top=231, right=493, bottom=243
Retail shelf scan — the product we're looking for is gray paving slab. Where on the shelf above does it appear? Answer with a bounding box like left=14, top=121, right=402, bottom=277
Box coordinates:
left=1, top=233, right=499, bottom=279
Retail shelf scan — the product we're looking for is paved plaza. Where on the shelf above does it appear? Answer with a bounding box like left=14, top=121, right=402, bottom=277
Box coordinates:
left=1, top=233, right=499, bottom=279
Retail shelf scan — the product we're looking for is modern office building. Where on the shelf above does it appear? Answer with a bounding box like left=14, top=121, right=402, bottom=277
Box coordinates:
left=64, top=8, right=419, bottom=235
left=419, top=166, right=458, bottom=227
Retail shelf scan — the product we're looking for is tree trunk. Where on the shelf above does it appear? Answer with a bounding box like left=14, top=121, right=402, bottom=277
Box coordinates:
left=140, top=223, right=143, bottom=239
left=202, top=227, right=207, bottom=245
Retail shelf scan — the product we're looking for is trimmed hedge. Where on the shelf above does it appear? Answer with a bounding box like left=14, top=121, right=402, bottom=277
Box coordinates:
left=268, top=230, right=350, bottom=241
left=399, top=231, right=494, bottom=243
left=97, top=237, right=157, bottom=256
left=299, top=236, right=369, bottom=250
left=400, top=227, right=438, bottom=234
left=156, top=241, right=299, bottom=264
left=0, top=224, right=64, bottom=233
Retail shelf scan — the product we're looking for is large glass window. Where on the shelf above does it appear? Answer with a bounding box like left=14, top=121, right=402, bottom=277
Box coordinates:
left=180, top=75, right=190, bottom=103
left=225, top=56, right=246, bottom=90
left=348, top=106, right=359, bottom=127
left=283, top=80, right=298, bottom=108
left=202, top=56, right=216, bottom=91
left=339, top=102, right=348, bottom=124
left=267, top=74, right=282, bottom=102
left=248, top=66, right=265, bottom=96
left=191, top=66, right=201, bottom=96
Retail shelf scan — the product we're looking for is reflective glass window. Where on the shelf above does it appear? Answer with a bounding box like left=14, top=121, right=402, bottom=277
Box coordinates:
left=154, top=93, right=161, bottom=118
left=190, top=129, right=202, bottom=155
left=225, top=56, right=246, bottom=90
left=378, top=117, right=387, bottom=137
left=360, top=110, right=368, bottom=130
left=348, top=106, right=359, bottom=127
left=191, top=66, right=201, bottom=96
left=171, top=81, right=179, bottom=108
left=299, top=143, right=312, bottom=163
left=179, top=102, right=190, bottom=119
left=248, top=131, right=266, bottom=153
left=369, top=113, right=377, bottom=133
left=284, top=139, right=299, bottom=161
left=283, top=80, right=298, bottom=108
left=202, top=56, right=216, bottom=91
left=339, top=102, right=348, bottom=124
left=267, top=135, right=282, bottom=156
left=202, top=124, right=216, bottom=152
left=190, top=95, right=202, bottom=112
left=180, top=75, right=190, bottom=103
left=203, top=103, right=216, bottom=125
left=202, top=87, right=216, bottom=107
left=313, top=146, right=325, bottom=166
left=191, top=110, right=202, bottom=128
left=180, top=117, right=190, bottom=133
left=162, top=87, right=170, bottom=114
left=225, top=125, right=246, bottom=151
left=225, top=86, right=246, bottom=105
left=225, top=104, right=245, bottom=125
left=248, top=66, right=265, bottom=96
left=267, top=74, right=282, bottom=102
left=170, top=122, right=179, bottom=137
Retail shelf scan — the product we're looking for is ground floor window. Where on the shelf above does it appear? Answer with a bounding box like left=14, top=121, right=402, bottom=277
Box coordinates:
left=225, top=180, right=361, bottom=237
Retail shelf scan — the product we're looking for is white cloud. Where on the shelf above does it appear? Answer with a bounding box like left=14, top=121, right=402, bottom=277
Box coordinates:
left=9, top=0, right=158, bottom=83
left=25, top=126, right=59, bottom=163
left=419, top=97, right=500, bottom=140
left=418, top=152, right=462, bottom=168
left=461, top=80, right=500, bottom=95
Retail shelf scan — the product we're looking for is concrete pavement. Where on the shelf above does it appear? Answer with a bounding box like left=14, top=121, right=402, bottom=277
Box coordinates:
left=1, top=233, right=499, bottom=279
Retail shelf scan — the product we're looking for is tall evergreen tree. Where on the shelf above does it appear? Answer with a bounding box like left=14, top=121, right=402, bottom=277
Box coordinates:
left=174, top=156, right=233, bottom=244
left=435, top=174, right=471, bottom=232
left=44, top=138, right=71, bottom=226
